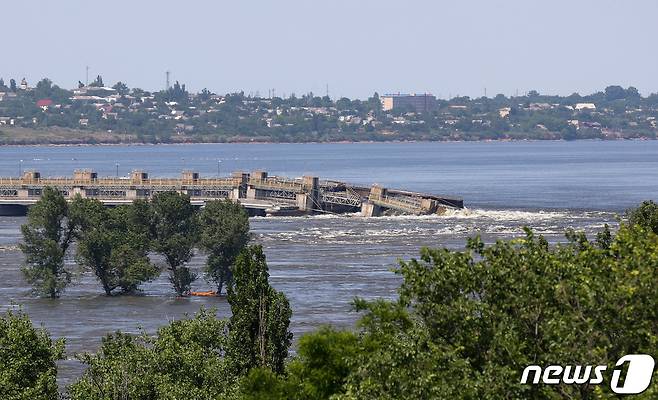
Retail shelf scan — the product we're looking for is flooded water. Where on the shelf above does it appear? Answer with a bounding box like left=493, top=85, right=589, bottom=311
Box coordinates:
left=0, top=140, right=656, bottom=384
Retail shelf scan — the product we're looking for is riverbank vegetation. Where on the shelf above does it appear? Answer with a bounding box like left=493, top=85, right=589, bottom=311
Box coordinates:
left=4, top=201, right=658, bottom=398
left=19, top=189, right=250, bottom=297
left=1, top=76, right=658, bottom=144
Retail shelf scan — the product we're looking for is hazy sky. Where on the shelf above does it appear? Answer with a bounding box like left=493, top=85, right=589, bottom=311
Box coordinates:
left=3, top=1, right=657, bottom=99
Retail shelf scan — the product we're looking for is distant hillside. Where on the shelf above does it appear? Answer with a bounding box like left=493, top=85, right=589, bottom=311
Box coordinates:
left=1, top=77, right=657, bottom=144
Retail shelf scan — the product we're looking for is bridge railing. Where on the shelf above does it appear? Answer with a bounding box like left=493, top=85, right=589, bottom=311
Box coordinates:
left=0, top=177, right=240, bottom=187
left=0, top=178, right=26, bottom=185
left=248, top=177, right=305, bottom=191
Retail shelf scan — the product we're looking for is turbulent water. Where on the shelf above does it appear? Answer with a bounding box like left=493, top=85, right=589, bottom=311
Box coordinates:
left=0, top=140, right=655, bottom=384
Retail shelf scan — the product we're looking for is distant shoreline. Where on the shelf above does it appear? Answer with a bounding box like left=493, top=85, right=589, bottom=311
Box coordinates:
left=0, top=134, right=654, bottom=148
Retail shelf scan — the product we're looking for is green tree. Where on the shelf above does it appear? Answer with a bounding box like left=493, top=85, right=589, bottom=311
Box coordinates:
left=605, top=85, right=626, bottom=101
left=69, top=309, right=232, bottom=399
left=112, top=81, right=130, bottom=96
left=367, top=92, right=381, bottom=113
left=625, top=199, right=658, bottom=234
left=199, top=88, right=213, bottom=102
left=19, top=187, right=76, bottom=298
left=150, top=191, right=198, bottom=296
left=227, top=245, right=293, bottom=375
left=242, top=327, right=358, bottom=400
left=287, top=327, right=357, bottom=400
left=0, top=310, right=64, bottom=400
left=336, top=225, right=658, bottom=399
left=89, top=75, right=104, bottom=87
left=240, top=367, right=292, bottom=400
left=72, top=198, right=159, bottom=295
left=198, top=199, right=250, bottom=295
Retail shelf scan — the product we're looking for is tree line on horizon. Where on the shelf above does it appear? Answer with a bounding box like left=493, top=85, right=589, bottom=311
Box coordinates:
left=19, top=187, right=250, bottom=297
left=2, top=199, right=658, bottom=398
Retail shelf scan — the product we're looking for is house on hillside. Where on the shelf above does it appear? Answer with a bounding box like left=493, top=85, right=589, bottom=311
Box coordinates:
left=36, top=99, right=53, bottom=110
left=575, top=103, right=596, bottom=111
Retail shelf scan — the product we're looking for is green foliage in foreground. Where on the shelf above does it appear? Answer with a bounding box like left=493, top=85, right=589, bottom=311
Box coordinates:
left=626, top=199, right=658, bottom=234
left=227, top=246, right=293, bottom=376
left=0, top=310, right=64, bottom=400
left=69, top=310, right=232, bottom=400
left=242, top=224, right=658, bottom=399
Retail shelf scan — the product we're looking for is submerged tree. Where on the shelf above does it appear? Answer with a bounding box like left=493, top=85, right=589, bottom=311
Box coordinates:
left=70, top=245, right=293, bottom=397
left=0, top=310, right=64, bottom=400
left=198, top=199, right=250, bottom=295
left=227, top=245, right=292, bottom=375
left=20, top=187, right=76, bottom=298
left=72, top=198, right=159, bottom=295
left=150, top=191, right=198, bottom=296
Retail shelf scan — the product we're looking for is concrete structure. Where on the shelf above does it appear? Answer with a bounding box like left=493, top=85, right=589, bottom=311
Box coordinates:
left=0, top=169, right=463, bottom=217
left=381, top=93, right=437, bottom=112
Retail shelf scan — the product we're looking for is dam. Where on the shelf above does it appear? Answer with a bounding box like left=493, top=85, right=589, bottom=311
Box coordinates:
left=0, top=169, right=463, bottom=217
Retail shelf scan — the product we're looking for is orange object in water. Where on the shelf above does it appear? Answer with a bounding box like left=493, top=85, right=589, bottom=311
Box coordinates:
left=189, top=291, right=217, bottom=297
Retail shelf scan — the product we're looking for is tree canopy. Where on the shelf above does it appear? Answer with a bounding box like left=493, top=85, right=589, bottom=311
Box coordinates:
left=0, top=310, right=64, bottom=400
left=241, top=221, right=658, bottom=399
left=198, top=199, right=250, bottom=294
left=19, top=187, right=76, bottom=298
left=72, top=198, right=159, bottom=295
left=149, top=191, right=199, bottom=296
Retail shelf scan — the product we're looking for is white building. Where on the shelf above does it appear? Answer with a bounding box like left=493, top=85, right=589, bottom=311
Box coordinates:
left=575, top=103, right=596, bottom=111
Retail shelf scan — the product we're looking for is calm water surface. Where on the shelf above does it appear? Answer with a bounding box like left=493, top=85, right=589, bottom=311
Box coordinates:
left=0, top=140, right=655, bottom=384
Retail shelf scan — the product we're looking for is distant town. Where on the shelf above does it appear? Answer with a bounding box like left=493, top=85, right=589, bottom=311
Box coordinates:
left=0, top=76, right=657, bottom=144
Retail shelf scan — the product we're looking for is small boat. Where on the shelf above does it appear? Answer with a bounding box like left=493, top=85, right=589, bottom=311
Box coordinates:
left=189, top=291, right=217, bottom=297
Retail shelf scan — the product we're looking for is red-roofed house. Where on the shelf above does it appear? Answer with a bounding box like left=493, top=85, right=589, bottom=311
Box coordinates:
left=36, top=99, right=53, bottom=110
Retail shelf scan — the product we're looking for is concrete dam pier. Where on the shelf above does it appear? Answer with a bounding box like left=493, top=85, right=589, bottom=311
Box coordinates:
left=0, top=170, right=463, bottom=217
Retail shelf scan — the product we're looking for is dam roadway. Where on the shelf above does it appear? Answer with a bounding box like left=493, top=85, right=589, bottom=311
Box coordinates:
left=0, top=169, right=463, bottom=217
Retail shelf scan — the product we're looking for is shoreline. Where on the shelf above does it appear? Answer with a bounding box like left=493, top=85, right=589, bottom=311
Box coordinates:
left=0, top=136, right=654, bottom=148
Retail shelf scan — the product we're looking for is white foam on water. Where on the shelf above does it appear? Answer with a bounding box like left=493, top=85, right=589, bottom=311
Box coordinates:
left=252, top=208, right=615, bottom=224
left=0, top=245, right=19, bottom=252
